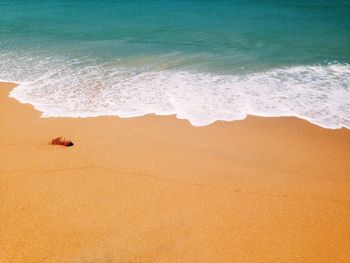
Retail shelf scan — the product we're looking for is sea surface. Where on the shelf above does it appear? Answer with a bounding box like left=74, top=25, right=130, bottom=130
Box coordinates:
left=1, top=0, right=349, bottom=128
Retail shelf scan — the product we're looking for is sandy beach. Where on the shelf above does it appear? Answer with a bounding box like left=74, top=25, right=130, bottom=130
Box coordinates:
left=1, top=81, right=350, bottom=262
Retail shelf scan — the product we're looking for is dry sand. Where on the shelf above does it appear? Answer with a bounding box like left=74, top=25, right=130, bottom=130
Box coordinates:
left=1, top=82, right=350, bottom=262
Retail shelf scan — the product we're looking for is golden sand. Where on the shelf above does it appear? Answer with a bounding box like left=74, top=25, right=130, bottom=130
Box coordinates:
left=1, top=82, right=350, bottom=262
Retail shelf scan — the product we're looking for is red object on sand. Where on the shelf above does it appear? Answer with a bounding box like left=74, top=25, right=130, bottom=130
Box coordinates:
left=50, top=137, right=74, bottom=147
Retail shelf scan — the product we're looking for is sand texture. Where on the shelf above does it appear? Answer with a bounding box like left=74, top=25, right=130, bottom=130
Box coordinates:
left=1, top=82, right=350, bottom=262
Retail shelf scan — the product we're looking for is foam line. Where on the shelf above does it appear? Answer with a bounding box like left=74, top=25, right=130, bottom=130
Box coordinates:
left=1, top=52, right=349, bottom=129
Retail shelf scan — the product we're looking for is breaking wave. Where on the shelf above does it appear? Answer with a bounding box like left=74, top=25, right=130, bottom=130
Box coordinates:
left=1, top=51, right=349, bottom=129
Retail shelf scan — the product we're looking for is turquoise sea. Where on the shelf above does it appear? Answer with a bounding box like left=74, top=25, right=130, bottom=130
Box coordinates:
left=0, top=0, right=349, bottom=128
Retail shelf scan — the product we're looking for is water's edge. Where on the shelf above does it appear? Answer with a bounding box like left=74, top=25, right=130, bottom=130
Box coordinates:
left=2, top=77, right=348, bottom=130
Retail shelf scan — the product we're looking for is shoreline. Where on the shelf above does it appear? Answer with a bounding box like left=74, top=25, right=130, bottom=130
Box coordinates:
left=5, top=79, right=350, bottom=130
left=1, top=81, right=350, bottom=262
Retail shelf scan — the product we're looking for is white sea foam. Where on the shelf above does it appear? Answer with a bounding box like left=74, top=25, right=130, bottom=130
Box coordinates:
left=1, top=51, right=349, bottom=129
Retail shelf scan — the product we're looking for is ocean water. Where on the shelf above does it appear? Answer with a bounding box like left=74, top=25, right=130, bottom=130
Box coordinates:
left=0, top=0, right=349, bottom=128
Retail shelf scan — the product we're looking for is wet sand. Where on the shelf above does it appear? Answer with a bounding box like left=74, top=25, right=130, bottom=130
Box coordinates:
left=1, top=82, right=350, bottom=262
